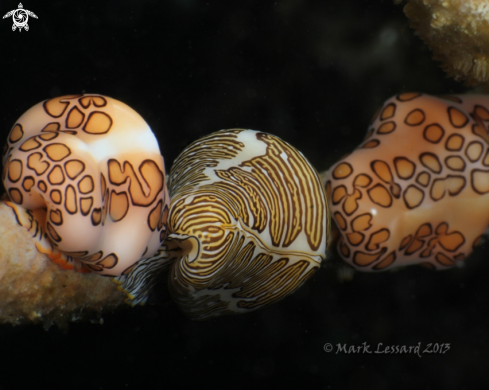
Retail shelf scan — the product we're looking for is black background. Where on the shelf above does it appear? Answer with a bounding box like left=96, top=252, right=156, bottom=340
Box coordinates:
left=1, top=1, right=486, bottom=389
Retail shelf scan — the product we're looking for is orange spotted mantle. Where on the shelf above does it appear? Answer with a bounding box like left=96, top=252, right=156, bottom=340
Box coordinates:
left=325, top=93, right=489, bottom=270
left=1, top=94, right=169, bottom=278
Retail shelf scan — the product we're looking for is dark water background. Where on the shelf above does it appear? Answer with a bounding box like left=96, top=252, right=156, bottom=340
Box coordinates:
left=0, top=1, right=485, bottom=389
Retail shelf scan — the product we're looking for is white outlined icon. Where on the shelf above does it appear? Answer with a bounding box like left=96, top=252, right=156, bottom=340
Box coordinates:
left=3, top=3, right=38, bottom=32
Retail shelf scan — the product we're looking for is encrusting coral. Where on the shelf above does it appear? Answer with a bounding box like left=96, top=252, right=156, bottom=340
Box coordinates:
left=0, top=200, right=125, bottom=328
left=396, top=0, right=489, bottom=86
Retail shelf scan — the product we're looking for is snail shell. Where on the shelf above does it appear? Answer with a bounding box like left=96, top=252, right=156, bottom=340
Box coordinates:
left=325, top=93, right=489, bottom=271
left=165, top=129, right=329, bottom=319
left=2, top=94, right=169, bottom=280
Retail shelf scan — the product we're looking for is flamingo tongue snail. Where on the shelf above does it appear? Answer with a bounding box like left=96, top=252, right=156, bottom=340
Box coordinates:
left=325, top=93, right=489, bottom=271
left=160, top=129, right=329, bottom=319
left=1, top=94, right=170, bottom=298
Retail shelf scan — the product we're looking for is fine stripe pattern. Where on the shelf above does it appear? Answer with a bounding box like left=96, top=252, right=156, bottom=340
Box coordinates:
left=167, top=129, right=329, bottom=319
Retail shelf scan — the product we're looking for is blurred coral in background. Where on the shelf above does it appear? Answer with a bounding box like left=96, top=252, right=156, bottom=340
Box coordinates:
left=398, top=0, right=489, bottom=87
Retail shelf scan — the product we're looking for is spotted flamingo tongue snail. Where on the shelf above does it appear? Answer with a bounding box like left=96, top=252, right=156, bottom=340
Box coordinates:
left=1, top=94, right=170, bottom=285
left=325, top=93, right=489, bottom=271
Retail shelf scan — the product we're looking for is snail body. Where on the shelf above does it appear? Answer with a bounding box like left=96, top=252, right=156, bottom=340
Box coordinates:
left=2, top=94, right=169, bottom=279
left=165, top=129, right=329, bottom=319
left=326, top=93, right=489, bottom=271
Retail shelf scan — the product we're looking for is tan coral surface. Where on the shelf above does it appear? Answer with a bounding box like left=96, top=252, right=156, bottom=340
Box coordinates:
left=0, top=200, right=126, bottom=328
left=399, top=0, right=489, bottom=86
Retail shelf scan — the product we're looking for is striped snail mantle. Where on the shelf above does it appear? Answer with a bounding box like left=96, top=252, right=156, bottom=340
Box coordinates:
left=162, top=129, right=329, bottom=319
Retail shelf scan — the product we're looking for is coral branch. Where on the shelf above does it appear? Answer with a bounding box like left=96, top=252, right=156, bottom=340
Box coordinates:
left=0, top=200, right=125, bottom=328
